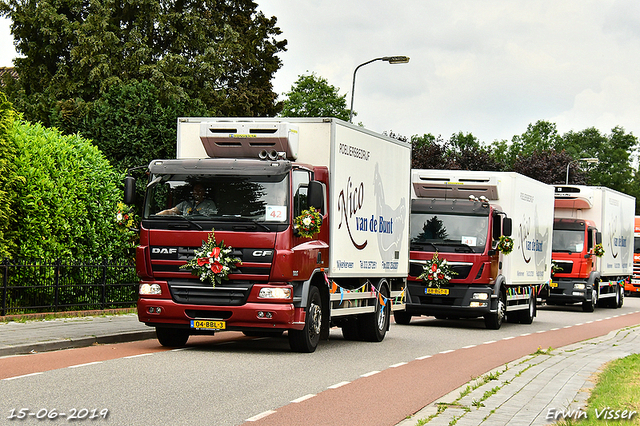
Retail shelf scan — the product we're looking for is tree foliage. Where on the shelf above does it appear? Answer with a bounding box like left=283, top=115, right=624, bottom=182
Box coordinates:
left=11, top=120, right=130, bottom=259
left=279, top=73, right=351, bottom=121
left=0, top=0, right=287, bottom=125
left=512, top=149, right=586, bottom=185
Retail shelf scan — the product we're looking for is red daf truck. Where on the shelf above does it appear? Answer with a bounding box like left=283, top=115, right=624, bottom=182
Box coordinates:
left=397, top=170, right=554, bottom=329
left=626, top=216, right=640, bottom=296
left=548, top=186, right=634, bottom=311
left=124, top=117, right=410, bottom=352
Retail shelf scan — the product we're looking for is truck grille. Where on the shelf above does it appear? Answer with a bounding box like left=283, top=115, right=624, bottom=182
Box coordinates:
left=553, top=260, right=573, bottom=274
left=168, top=279, right=252, bottom=306
left=150, top=246, right=274, bottom=306
left=409, top=261, right=472, bottom=280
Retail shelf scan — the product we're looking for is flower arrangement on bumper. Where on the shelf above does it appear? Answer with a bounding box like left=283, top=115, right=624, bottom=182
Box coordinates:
left=418, top=252, right=457, bottom=288
left=496, top=235, right=514, bottom=255
left=180, top=229, right=241, bottom=287
left=593, top=243, right=605, bottom=257
left=294, top=206, right=322, bottom=238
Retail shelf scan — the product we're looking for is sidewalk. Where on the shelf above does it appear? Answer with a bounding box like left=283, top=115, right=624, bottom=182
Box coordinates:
left=0, top=313, right=155, bottom=357
left=396, top=325, right=640, bottom=426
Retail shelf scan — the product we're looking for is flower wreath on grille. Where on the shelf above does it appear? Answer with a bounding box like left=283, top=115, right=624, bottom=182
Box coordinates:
left=418, top=252, right=457, bottom=288
left=180, top=229, right=241, bottom=287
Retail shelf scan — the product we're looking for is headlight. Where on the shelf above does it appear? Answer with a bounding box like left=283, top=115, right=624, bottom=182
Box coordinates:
left=258, top=288, right=292, bottom=299
left=140, top=283, right=162, bottom=295
left=469, top=302, right=488, bottom=308
left=472, top=292, right=489, bottom=300
left=573, top=283, right=586, bottom=290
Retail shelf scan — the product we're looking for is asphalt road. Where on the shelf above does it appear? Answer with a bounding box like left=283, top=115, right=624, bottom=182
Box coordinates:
left=1, top=298, right=639, bottom=426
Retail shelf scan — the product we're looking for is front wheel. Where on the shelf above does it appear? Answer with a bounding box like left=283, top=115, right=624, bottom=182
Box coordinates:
left=393, top=310, right=412, bottom=325
left=484, top=290, right=506, bottom=330
left=156, top=327, right=189, bottom=348
left=582, top=287, right=597, bottom=312
left=289, top=286, right=322, bottom=353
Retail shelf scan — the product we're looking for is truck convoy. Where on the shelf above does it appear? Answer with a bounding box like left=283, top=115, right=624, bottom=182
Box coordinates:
left=125, top=117, right=411, bottom=352
left=397, top=170, right=554, bottom=329
left=548, top=186, right=634, bottom=311
left=626, top=216, right=640, bottom=296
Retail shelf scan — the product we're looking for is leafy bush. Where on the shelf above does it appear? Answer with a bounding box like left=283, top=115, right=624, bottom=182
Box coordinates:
left=0, top=91, right=20, bottom=257
left=11, top=120, right=131, bottom=260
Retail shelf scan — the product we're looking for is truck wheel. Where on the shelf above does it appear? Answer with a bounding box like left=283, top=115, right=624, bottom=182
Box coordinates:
left=289, top=285, right=322, bottom=353
left=617, top=285, right=624, bottom=308
left=582, top=288, right=597, bottom=312
left=341, top=319, right=361, bottom=341
left=359, top=280, right=390, bottom=342
left=518, top=291, right=536, bottom=324
left=393, top=310, right=412, bottom=325
left=484, top=290, right=505, bottom=330
left=156, top=327, right=189, bottom=348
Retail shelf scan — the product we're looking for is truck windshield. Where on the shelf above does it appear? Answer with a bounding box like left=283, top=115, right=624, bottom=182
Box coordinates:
left=410, top=212, right=489, bottom=253
left=143, top=174, right=289, bottom=223
left=552, top=229, right=584, bottom=253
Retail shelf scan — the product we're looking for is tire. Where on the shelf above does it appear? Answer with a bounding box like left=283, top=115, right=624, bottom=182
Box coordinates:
left=358, top=280, right=390, bottom=342
left=289, top=286, right=322, bottom=353
left=582, top=287, right=597, bottom=312
left=518, top=290, right=536, bottom=324
left=484, top=289, right=506, bottom=330
left=156, top=327, right=189, bottom=348
left=618, top=285, right=624, bottom=308
left=393, top=310, right=412, bottom=325
left=341, top=319, right=361, bottom=341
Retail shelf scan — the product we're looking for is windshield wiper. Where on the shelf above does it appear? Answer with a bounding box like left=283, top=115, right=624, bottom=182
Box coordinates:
left=410, top=241, right=440, bottom=251
left=215, top=215, right=273, bottom=232
left=173, top=214, right=203, bottom=230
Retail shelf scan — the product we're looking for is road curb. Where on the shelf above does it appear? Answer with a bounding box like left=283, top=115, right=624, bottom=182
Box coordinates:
left=0, top=330, right=157, bottom=357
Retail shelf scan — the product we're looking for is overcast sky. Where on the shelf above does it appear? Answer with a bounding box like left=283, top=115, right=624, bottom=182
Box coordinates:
left=2, top=1, right=640, bottom=144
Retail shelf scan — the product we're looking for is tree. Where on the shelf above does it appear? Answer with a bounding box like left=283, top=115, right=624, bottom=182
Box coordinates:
left=279, top=73, right=351, bottom=121
left=512, top=149, right=586, bottom=185
left=411, top=134, right=450, bottom=169
left=0, top=0, right=287, bottom=125
left=447, top=132, right=503, bottom=171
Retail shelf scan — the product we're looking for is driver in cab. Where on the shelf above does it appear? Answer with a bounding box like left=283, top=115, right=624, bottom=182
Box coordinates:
left=158, top=183, right=217, bottom=216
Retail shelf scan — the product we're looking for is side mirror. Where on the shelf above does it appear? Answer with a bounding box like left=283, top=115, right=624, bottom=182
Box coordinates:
left=124, top=176, right=136, bottom=205
left=595, top=232, right=602, bottom=245
left=502, top=217, right=513, bottom=237
left=307, top=181, right=324, bottom=212
left=492, top=215, right=502, bottom=240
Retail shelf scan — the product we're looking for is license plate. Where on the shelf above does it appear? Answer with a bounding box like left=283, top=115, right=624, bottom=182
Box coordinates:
left=426, top=288, right=449, bottom=295
left=549, top=282, right=558, bottom=288
left=191, top=320, right=226, bottom=330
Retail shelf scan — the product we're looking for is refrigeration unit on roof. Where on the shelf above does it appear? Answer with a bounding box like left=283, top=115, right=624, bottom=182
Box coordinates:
left=199, top=122, right=299, bottom=160
left=412, top=172, right=499, bottom=200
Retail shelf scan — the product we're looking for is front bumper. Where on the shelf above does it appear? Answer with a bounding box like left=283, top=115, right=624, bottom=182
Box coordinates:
left=404, top=283, right=493, bottom=318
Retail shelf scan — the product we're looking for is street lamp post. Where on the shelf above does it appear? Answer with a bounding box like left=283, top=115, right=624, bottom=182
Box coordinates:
left=565, top=158, right=599, bottom=184
left=349, top=56, right=410, bottom=123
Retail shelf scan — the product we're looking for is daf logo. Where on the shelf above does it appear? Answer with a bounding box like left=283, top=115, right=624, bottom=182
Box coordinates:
left=252, top=250, right=273, bottom=257
left=152, top=247, right=178, bottom=255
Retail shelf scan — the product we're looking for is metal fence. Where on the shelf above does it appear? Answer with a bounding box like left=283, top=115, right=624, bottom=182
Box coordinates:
left=1, top=258, right=139, bottom=316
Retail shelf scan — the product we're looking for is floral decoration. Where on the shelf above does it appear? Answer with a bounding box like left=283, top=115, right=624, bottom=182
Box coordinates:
left=593, top=243, right=605, bottom=257
left=418, top=252, right=457, bottom=288
left=115, top=202, right=137, bottom=229
left=294, top=206, right=322, bottom=238
left=496, top=235, right=514, bottom=255
left=550, top=261, right=561, bottom=277
left=180, top=228, right=241, bottom=287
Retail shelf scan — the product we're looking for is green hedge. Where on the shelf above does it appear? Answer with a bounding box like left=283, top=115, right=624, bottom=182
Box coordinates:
left=0, top=92, right=19, bottom=257
left=11, top=120, right=131, bottom=260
